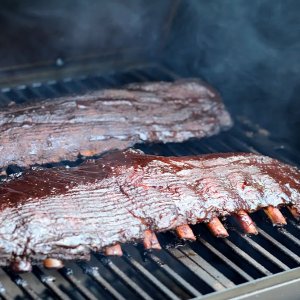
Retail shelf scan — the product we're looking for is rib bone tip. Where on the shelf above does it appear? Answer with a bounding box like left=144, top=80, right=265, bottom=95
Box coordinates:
left=176, top=224, right=196, bottom=241
left=264, top=206, right=287, bottom=226
left=206, top=217, right=229, bottom=238
left=143, top=230, right=162, bottom=250
left=43, top=258, right=64, bottom=269
left=105, top=244, right=123, bottom=256
left=11, top=260, right=32, bottom=273
left=234, top=210, right=258, bottom=235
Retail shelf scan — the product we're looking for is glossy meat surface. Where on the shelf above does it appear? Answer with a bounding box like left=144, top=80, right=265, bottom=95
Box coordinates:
left=0, top=79, right=232, bottom=168
left=0, top=149, right=299, bottom=268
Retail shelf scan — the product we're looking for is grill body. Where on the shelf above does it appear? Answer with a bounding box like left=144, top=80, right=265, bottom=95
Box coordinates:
left=0, top=65, right=299, bottom=299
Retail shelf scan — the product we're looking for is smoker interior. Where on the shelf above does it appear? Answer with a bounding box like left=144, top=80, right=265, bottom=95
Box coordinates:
left=0, top=65, right=299, bottom=300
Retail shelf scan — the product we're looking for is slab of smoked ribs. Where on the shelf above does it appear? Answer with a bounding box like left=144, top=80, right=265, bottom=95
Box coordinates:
left=0, top=149, right=299, bottom=271
left=0, top=79, right=232, bottom=169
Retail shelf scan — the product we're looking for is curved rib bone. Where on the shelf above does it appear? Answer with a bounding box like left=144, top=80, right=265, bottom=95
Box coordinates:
left=11, top=260, right=32, bottom=273
left=143, top=230, right=161, bottom=250
left=176, top=225, right=196, bottom=241
left=43, top=258, right=64, bottom=269
left=206, top=217, right=229, bottom=237
left=234, top=210, right=258, bottom=235
left=264, top=206, right=287, bottom=226
left=105, top=244, right=123, bottom=256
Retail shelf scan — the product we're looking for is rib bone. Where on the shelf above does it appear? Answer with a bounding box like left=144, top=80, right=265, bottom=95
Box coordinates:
left=143, top=230, right=162, bottom=250
left=105, top=244, right=123, bottom=256
left=176, top=224, right=196, bottom=241
left=43, top=258, right=64, bottom=269
left=264, top=206, right=287, bottom=226
left=206, top=217, right=229, bottom=237
left=11, top=260, right=32, bottom=273
left=234, top=210, right=258, bottom=234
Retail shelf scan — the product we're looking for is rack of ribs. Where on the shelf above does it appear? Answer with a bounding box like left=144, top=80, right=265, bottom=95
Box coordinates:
left=0, top=149, right=299, bottom=272
left=0, top=79, right=232, bottom=169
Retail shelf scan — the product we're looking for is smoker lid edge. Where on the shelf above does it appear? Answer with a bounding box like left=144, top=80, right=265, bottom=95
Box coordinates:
left=193, top=267, right=300, bottom=300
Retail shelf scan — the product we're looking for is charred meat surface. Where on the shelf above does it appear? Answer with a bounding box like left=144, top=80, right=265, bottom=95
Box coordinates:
left=0, top=79, right=232, bottom=169
left=0, top=149, right=299, bottom=270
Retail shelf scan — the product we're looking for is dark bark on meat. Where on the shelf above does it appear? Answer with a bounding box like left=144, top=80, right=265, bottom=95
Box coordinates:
left=0, top=149, right=299, bottom=270
left=0, top=79, right=232, bottom=169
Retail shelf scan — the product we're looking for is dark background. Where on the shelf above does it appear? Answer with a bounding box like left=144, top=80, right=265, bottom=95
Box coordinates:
left=0, top=0, right=299, bottom=148
left=163, top=0, right=300, bottom=149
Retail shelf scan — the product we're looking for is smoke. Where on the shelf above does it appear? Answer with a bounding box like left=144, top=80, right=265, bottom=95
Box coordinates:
left=0, top=0, right=299, bottom=147
left=163, top=0, right=300, bottom=147
left=0, top=0, right=169, bottom=68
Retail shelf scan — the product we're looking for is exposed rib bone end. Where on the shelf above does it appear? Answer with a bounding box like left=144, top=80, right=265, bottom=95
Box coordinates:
left=264, top=206, right=287, bottom=226
left=0, top=170, right=7, bottom=176
left=43, top=258, right=64, bottom=269
left=206, top=217, right=229, bottom=238
left=288, top=206, right=300, bottom=220
left=11, top=260, right=32, bottom=273
left=80, top=150, right=95, bottom=157
left=234, top=210, right=258, bottom=235
left=105, top=244, right=123, bottom=256
left=176, top=224, right=196, bottom=241
left=143, top=230, right=162, bottom=250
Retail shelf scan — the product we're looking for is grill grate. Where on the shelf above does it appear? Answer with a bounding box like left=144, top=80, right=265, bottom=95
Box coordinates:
left=0, top=65, right=299, bottom=299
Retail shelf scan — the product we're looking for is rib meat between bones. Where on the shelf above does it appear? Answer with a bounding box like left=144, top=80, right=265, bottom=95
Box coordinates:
left=0, top=149, right=299, bottom=271
left=0, top=79, right=232, bottom=169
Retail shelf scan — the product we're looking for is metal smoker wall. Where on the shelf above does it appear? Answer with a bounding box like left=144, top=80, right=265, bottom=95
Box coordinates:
left=163, top=0, right=300, bottom=150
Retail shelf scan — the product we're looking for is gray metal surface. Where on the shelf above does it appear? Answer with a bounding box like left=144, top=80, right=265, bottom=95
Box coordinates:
left=196, top=267, right=300, bottom=300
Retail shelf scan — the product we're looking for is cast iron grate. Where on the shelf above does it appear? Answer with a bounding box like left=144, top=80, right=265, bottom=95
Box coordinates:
left=0, top=65, right=299, bottom=299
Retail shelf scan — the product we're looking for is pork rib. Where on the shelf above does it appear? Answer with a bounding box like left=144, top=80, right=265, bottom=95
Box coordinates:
left=0, top=79, right=232, bottom=169
left=0, top=149, right=299, bottom=271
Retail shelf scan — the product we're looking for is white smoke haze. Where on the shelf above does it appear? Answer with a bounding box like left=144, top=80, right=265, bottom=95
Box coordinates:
left=0, top=0, right=299, bottom=147
left=163, top=0, right=300, bottom=148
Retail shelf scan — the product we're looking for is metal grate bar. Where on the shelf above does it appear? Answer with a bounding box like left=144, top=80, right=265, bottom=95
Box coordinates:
left=39, top=275, right=71, bottom=300
left=44, top=82, right=66, bottom=98
left=35, top=82, right=58, bottom=98
left=229, top=127, right=296, bottom=165
left=123, top=252, right=181, bottom=300
left=32, top=266, right=76, bottom=300
left=279, top=230, right=300, bottom=247
left=103, top=258, right=154, bottom=300
left=60, top=267, right=98, bottom=300
left=54, top=79, right=79, bottom=94
left=225, top=133, right=261, bottom=154
left=230, top=124, right=300, bottom=167
left=0, top=88, right=13, bottom=104
left=223, top=240, right=272, bottom=276
left=238, top=234, right=290, bottom=271
left=13, top=277, right=41, bottom=300
left=178, top=246, right=235, bottom=289
left=236, top=118, right=300, bottom=160
left=167, top=248, right=224, bottom=291
left=147, top=253, right=202, bottom=297
left=82, top=265, right=126, bottom=300
left=0, top=293, right=13, bottom=300
left=257, top=227, right=300, bottom=264
left=0, top=283, right=13, bottom=300
left=60, top=78, right=85, bottom=94
left=197, top=237, right=254, bottom=281
left=290, top=220, right=300, bottom=230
